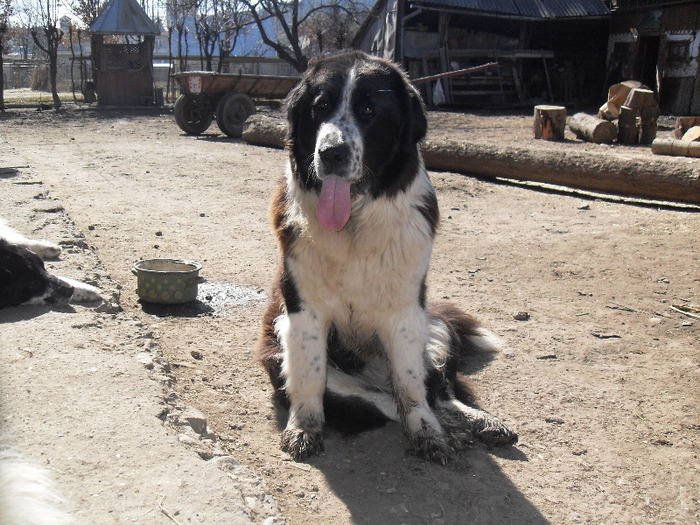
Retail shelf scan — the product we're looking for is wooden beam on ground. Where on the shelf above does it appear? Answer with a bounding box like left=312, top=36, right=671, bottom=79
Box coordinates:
left=421, top=139, right=700, bottom=205
left=242, top=117, right=700, bottom=205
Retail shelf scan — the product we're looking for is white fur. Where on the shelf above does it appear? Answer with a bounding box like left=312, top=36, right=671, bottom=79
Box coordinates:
left=313, top=68, right=363, bottom=183
left=53, top=277, right=102, bottom=304
left=0, top=448, right=73, bottom=525
left=0, top=219, right=62, bottom=260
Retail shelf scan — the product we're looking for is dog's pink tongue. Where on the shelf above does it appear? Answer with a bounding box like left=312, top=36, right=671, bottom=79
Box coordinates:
left=317, top=175, right=351, bottom=231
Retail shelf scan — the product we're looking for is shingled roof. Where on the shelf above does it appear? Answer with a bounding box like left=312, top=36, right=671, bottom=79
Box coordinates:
left=88, top=0, right=160, bottom=36
left=409, top=0, right=609, bottom=19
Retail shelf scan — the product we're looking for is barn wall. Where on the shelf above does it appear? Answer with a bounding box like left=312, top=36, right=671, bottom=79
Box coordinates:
left=608, top=2, right=700, bottom=114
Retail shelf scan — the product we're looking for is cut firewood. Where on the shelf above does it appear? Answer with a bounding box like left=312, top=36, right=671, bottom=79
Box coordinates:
left=651, top=138, right=700, bottom=158
left=534, top=105, right=566, bottom=141
left=569, top=113, right=617, bottom=144
left=618, top=106, right=639, bottom=145
left=674, top=117, right=700, bottom=139
left=640, top=121, right=658, bottom=144
left=625, top=88, right=656, bottom=110
left=598, top=80, right=644, bottom=120
left=681, top=126, right=700, bottom=142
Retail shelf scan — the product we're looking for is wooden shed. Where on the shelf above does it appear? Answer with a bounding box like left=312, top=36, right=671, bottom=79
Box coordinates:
left=88, top=0, right=160, bottom=106
left=353, top=0, right=610, bottom=107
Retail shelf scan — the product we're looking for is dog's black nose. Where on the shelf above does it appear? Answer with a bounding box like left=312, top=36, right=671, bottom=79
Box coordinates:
left=319, top=143, right=350, bottom=171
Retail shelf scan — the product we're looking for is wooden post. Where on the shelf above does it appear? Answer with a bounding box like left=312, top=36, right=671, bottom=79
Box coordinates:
left=569, top=112, right=618, bottom=144
left=618, top=106, right=639, bottom=144
left=534, top=105, right=566, bottom=141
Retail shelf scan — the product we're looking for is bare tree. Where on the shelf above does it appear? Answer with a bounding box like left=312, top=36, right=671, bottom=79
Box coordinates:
left=215, top=0, right=251, bottom=72
left=11, top=0, right=38, bottom=60
left=240, top=0, right=368, bottom=72
left=0, top=0, right=12, bottom=111
left=193, top=0, right=219, bottom=70
left=69, top=0, right=104, bottom=26
left=301, top=4, right=360, bottom=57
left=167, top=0, right=197, bottom=71
left=29, top=0, right=63, bottom=108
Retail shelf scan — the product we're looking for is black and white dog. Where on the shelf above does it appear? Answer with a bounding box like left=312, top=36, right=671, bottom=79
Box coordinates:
left=0, top=219, right=101, bottom=308
left=256, top=51, right=517, bottom=464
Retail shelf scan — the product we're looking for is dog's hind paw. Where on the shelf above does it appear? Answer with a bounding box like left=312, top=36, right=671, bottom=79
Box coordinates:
left=281, top=426, right=324, bottom=460
left=474, top=420, right=518, bottom=447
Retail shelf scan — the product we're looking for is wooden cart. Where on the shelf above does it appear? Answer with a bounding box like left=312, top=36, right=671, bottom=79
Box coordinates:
left=171, top=72, right=300, bottom=138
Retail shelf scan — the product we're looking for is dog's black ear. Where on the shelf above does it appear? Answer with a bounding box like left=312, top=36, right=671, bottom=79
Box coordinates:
left=284, top=77, right=308, bottom=147
left=404, top=79, right=428, bottom=149
left=405, top=83, right=428, bottom=147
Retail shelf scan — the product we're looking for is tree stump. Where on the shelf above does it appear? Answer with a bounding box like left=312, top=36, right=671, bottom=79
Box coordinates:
left=534, top=105, right=566, bottom=141
left=598, top=80, right=644, bottom=120
left=569, top=113, right=618, bottom=144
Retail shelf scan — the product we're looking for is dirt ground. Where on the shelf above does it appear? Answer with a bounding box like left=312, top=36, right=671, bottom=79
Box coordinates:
left=1, top=104, right=698, bottom=525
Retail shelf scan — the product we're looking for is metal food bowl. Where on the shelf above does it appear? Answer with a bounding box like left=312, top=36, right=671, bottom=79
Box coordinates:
left=132, top=259, right=203, bottom=304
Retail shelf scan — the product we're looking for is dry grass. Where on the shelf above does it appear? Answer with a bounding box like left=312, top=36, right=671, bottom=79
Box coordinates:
left=2, top=88, right=83, bottom=107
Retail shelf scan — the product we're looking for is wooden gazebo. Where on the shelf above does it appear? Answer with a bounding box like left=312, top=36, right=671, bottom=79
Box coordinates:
left=88, top=0, right=160, bottom=106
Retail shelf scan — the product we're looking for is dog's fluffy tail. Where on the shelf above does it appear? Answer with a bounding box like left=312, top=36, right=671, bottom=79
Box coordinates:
left=427, top=301, right=502, bottom=406
left=0, top=447, right=73, bottom=525
left=428, top=301, right=502, bottom=355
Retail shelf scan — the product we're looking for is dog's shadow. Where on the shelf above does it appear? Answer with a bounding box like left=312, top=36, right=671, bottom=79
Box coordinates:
left=276, top=412, right=545, bottom=524
left=0, top=303, right=76, bottom=323
left=269, top=349, right=547, bottom=524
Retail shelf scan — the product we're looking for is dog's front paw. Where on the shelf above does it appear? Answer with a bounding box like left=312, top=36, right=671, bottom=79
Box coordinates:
left=281, top=425, right=324, bottom=460
left=407, top=430, right=452, bottom=465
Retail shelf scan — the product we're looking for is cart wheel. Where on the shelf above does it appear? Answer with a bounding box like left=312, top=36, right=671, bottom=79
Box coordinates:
left=174, top=95, right=213, bottom=135
left=216, top=91, right=256, bottom=138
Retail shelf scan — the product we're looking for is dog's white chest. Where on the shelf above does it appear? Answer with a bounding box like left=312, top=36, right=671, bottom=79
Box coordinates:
left=288, top=196, right=433, bottom=332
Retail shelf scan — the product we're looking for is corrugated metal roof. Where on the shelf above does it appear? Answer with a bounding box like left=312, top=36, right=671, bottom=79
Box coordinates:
left=89, top=0, right=160, bottom=35
left=410, top=0, right=610, bottom=19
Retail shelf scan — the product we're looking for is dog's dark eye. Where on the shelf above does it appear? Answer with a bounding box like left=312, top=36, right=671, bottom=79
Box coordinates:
left=360, top=105, right=375, bottom=119
left=313, top=97, right=331, bottom=114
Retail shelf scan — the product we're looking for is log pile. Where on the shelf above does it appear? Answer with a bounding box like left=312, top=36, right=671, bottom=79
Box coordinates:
left=617, top=88, right=659, bottom=145
left=564, top=84, right=660, bottom=146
